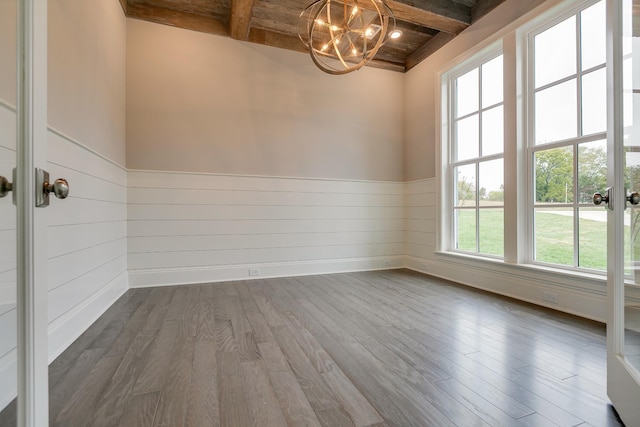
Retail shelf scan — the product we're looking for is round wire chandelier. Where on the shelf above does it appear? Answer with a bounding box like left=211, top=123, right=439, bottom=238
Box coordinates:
left=298, top=0, right=399, bottom=75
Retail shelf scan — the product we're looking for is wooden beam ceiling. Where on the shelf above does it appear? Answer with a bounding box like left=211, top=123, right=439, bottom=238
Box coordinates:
left=123, top=0, right=506, bottom=72
left=230, top=0, right=257, bottom=40
left=127, top=2, right=229, bottom=36
left=387, top=0, right=470, bottom=34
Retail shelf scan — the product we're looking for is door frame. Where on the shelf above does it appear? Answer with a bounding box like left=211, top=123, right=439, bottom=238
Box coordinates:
left=606, top=0, right=640, bottom=424
left=16, top=0, right=49, bottom=425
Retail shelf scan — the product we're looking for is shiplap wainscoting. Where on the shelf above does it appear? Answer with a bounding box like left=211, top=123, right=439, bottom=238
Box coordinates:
left=127, top=171, right=405, bottom=287
left=0, top=109, right=128, bottom=409
left=46, top=130, right=128, bottom=362
left=404, top=178, right=436, bottom=263
left=0, top=101, right=17, bottom=410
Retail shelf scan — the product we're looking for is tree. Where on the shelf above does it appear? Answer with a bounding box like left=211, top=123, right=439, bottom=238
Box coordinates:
left=456, top=174, right=475, bottom=206
left=487, top=184, right=504, bottom=202
left=535, top=147, right=573, bottom=203
left=577, top=145, right=606, bottom=204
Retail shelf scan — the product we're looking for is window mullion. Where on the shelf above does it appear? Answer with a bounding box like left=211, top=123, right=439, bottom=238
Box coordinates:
left=476, top=161, right=480, bottom=253
left=573, top=143, right=580, bottom=268
left=576, top=10, right=583, bottom=138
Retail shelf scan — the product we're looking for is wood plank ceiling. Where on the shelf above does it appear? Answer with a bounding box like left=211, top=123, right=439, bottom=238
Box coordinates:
left=119, top=0, right=506, bottom=72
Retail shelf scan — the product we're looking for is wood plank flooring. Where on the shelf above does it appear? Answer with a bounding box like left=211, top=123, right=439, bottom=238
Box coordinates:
left=0, top=269, right=625, bottom=426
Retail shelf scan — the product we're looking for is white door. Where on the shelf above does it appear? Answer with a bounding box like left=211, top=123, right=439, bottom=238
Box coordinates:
left=605, top=0, right=640, bottom=424
left=1, top=1, right=55, bottom=425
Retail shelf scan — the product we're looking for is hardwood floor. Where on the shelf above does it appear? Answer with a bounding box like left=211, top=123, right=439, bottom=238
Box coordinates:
left=0, top=269, right=625, bottom=426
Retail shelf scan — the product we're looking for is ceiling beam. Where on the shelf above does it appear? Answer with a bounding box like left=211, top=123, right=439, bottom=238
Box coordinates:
left=404, top=31, right=456, bottom=71
left=386, top=0, right=470, bottom=34
left=126, top=3, right=229, bottom=37
left=230, top=0, right=257, bottom=40
left=471, top=0, right=505, bottom=23
left=366, top=58, right=406, bottom=73
left=247, top=28, right=405, bottom=72
left=247, top=28, right=307, bottom=53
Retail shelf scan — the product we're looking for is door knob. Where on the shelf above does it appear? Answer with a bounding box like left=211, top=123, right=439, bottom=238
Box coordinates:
left=0, top=175, right=13, bottom=198
left=44, top=178, right=69, bottom=199
left=593, top=192, right=609, bottom=205
left=35, top=168, right=69, bottom=207
left=593, top=187, right=614, bottom=210
left=627, top=191, right=640, bottom=205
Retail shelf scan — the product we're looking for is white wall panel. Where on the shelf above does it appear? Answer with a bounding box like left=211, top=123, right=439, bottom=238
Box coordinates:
left=128, top=218, right=404, bottom=236
left=0, top=101, right=17, bottom=411
left=405, top=179, right=437, bottom=261
left=46, top=130, right=128, bottom=361
left=128, top=204, right=404, bottom=221
left=128, top=187, right=404, bottom=207
left=128, top=170, right=405, bottom=287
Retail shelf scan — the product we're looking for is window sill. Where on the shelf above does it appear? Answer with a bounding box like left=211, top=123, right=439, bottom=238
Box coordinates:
left=434, top=250, right=607, bottom=289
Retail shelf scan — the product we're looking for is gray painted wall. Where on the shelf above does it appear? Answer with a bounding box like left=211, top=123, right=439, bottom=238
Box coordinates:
left=125, top=19, right=405, bottom=182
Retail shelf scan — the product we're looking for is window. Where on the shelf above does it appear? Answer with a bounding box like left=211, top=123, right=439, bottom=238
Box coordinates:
left=529, top=0, right=606, bottom=270
left=450, top=54, right=504, bottom=257
left=442, top=0, right=607, bottom=273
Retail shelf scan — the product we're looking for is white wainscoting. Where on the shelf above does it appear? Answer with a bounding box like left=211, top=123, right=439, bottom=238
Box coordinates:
left=402, top=178, right=619, bottom=322
left=0, top=100, right=128, bottom=409
left=128, top=171, right=405, bottom=287
left=405, top=178, right=436, bottom=262
left=46, top=129, right=128, bottom=362
left=0, top=101, right=18, bottom=411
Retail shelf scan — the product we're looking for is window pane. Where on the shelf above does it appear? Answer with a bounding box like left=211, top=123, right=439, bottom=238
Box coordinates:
left=456, top=209, right=476, bottom=251
left=582, top=68, right=606, bottom=135
left=627, top=208, right=638, bottom=276
left=534, top=147, right=574, bottom=203
left=482, top=106, right=503, bottom=156
left=534, top=208, right=574, bottom=266
left=455, top=164, right=476, bottom=206
left=578, top=207, right=607, bottom=270
left=535, top=80, right=577, bottom=144
left=455, top=114, right=479, bottom=161
left=482, top=55, right=503, bottom=108
left=625, top=57, right=633, bottom=127
left=479, top=208, right=504, bottom=256
left=578, top=139, right=606, bottom=204
left=456, top=68, right=479, bottom=118
left=535, top=16, right=576, bottom=88
left=581, top=0, right=606, bottom=71
left=479, top=158, right=504, bottom=206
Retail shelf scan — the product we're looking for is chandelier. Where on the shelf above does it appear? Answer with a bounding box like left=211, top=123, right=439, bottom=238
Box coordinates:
left=298, top=0, right=401, bottom=75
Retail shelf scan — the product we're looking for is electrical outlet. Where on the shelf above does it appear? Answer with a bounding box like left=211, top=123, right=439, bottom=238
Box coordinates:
left=248, top=268, right=260, bottom=277
left=542, top=291, right=559, bottom=304
left=384, top=259, right=393, bottom=267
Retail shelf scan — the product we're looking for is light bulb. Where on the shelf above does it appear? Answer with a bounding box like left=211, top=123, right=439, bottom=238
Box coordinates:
left=389, top=30, right=402, bottom=39
left=351, top=6, right=358, bottom=15
left=365, top=27, right=374, bottom=37
left=321, top=44, right=329, bottom=51
left=351, top=48, right=357, bottom=55
left=315, top=18, right=324, bottom=26
left=330, top=25, right=339, bottom=31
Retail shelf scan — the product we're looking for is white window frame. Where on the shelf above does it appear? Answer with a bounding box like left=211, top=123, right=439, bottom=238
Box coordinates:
left=438, top=0, right=608, bottom=277
left=524, top=0, right=607, bottom=273
left=441, top=43, right=504, bottom=258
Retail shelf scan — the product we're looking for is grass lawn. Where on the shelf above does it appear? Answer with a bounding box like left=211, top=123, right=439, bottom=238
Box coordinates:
left=457, top=209, right=631, bottom=271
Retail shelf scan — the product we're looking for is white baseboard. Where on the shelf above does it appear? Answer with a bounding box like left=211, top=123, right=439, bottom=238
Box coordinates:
left=47, top=272, right=129, bottom=363
left=129, top=256, right=405, bottom=288
left=0, top=349, right=16, bottom=412
left=405, top=255, right=608, bottom=323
